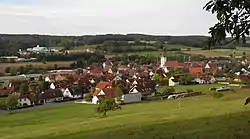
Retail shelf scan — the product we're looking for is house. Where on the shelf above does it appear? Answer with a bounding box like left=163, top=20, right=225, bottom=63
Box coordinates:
left=14, top=93, right=35, bottom=107
left=169, top=75, right=183, bottom=87
left=164, top=61, right=183, bottom=70
left=205, top=62, right=218, bottom=74
left=192, top=74, right=216, bottom=84
left=0, top=89, right=10, bottom=97
left=92, top=88, right=115, bottom=104
left=50, top=82, right=56, bottom=89
left=95, top=82, right=112, bottom=90
left=234, top=75, right=250, bottom=84
left=40, top=89, right=64, bottom=104
left=62, top=87, right=82, bottom=99
left=129, top=80, right=156, bottom=94
left=189, top=67, right=203, bottom=75
left=113, top=76, right=122, bottom=81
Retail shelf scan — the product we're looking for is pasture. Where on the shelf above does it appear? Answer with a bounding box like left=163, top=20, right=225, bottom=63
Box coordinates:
left=182, top=47, right=250, bottom=58
left=1, top=88, right=250, bottom=139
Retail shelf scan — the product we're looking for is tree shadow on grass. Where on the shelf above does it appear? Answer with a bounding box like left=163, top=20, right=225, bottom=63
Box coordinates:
left=34, top=110, right=250, bottom=139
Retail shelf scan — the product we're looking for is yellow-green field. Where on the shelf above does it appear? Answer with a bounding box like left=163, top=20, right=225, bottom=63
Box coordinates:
left=182, top=47, right=250, bottom=58
left=0, top=61, right=72, bottom=73
left=1, top=88, right=250, bottom=139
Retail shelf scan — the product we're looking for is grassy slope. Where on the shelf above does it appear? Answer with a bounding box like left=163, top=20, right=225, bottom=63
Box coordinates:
left=1, top=88, right=250, bottom=139
left=157, top=84, right=224, bottom=93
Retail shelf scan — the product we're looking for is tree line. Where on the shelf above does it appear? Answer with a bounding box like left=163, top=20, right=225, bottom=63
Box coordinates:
left=0, top=34, right=212, bottom=55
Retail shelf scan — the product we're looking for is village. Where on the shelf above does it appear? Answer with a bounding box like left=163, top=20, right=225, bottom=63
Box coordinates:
left=0, top=54, right=249, bottom=110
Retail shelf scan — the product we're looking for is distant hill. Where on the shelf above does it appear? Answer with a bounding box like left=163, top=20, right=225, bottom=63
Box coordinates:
left=0, top=33, right=246, bottom=55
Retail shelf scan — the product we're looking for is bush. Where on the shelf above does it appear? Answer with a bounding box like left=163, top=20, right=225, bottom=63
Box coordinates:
left=213, top=92, right=224, bottom=98
left=84, top=93, right=92, bottom=102
left=187, top=89, right=194, bottom=93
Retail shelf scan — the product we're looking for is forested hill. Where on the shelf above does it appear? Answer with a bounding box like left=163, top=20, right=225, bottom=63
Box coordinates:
left=0, top=34, right=210, bottom=54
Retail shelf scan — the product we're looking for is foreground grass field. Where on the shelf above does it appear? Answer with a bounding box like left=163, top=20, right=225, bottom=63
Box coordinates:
left=1, top=88, right=250, bottom=139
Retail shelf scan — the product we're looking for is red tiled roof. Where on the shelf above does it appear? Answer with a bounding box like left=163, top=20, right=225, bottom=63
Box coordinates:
left=102, top=88, right=115, bottom=98
left=93, top=88, right=115, bottom=98
left=41, top=89, right=63, bottom=99
left=96, top=82, right=111, bottom=90
left=189, top=67, right=203, bottom=74
left=89, top=68, right=103, bottom=75
left=206, top=63, right=218, bottom=73
left=237, top=75, right=250, bottom=82
left=164, top=61, right=180, bottom=68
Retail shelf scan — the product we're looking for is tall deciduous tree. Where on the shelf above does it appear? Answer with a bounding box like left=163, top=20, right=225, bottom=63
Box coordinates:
left=96, top=98, right=121, bottom=117
left=204, top=0, right=250, bottom=48
left=19, top=84, right=29, bottom=94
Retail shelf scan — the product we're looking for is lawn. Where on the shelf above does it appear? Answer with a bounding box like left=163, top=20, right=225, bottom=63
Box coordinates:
left=1, top=88, right=250, bottom=139
left=157, top=84, right=224, bottom=93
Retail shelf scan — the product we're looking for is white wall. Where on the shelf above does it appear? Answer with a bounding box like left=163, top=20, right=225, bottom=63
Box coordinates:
left=92, top=96, right=99, bottom=104
left=50, top=83, right=56, bottom=89
left=122, top=93, right=142, bottom=104
left=63, top=88, right=73, bottom=98
left=169, top=79, right=178, bottom=87
left=45, top=77, right=51, bottom=82
left=18, top=98, right=32, bottom=107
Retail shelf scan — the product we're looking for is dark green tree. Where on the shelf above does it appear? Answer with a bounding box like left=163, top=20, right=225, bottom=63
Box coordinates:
left=19, top=84, right=29, bottom=94
left=204, top=0, right=250, bottom=49
left=96, top=98, right=121, bottom=117
left=161, top=87, right=175, bottom=96
left=6, top=94, right=19, bottom=114
left=5, top=67, right=11, bottom=73
left=115, top=87, right=123, bottom=101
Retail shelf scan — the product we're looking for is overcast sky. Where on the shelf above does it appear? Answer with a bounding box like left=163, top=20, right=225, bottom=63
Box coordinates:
left=0, top=0, right=217, bottom=36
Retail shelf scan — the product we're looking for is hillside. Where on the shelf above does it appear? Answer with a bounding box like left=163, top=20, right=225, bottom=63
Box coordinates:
left=1, top=88, right=250, bottom=139
left=0, top=34, right=209, bottom=55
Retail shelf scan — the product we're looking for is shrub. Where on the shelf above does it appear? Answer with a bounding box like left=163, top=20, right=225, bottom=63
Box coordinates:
left=84, top=93, right=92, bottom=102
left=213, top=92, right=224, bottom=98
left=187, top=89, right=194, bottom=93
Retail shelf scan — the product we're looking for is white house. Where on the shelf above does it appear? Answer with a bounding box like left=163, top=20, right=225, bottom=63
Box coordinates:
left=62, top=88, right=82, bottom=99
left=132, top=80, right=138, bottom=85
left=169, top=76, right=179, bottom=87
left=108, top=69, right=113, bottom=74
left=50, top=83, right=56, bottom=89
left=113, top=76, right=122, bottom=81
left=14, top=93, right=34, bottom=107
left=92, top=90, right=106, bottom=104
left=129, top=85, right=139, bottom=93
left=18, top=97, right=32, bottom=107
left=40, top=89, right=64, bottom=104
left=45, top=77, right=52, bottom=82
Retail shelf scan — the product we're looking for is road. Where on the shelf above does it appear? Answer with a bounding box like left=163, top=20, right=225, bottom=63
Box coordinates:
left=0, top=100, right=78, bottom=115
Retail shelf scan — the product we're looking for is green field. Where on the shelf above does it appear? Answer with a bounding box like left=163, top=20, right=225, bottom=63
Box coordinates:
left=72, top=45, right=98, bottom=50
left=157, top=84, right=224, bottom=93
left=183, top=47, right=250, bottom=58
left=1, top=88, right=250, bottom=139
